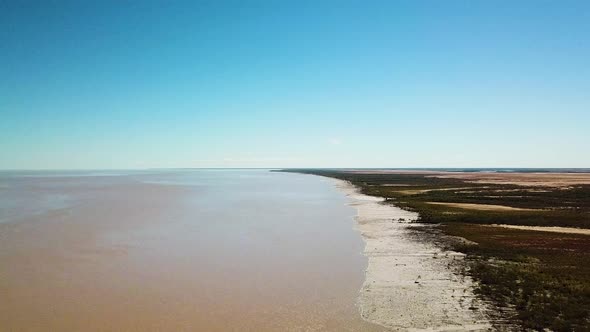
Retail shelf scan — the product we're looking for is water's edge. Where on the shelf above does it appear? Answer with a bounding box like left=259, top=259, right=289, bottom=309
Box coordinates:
left=331, top=178, right=492, bottom=331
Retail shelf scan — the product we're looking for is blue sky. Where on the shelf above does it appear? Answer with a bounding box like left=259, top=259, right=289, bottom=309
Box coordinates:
left=1, top=1, right=589, bottom=169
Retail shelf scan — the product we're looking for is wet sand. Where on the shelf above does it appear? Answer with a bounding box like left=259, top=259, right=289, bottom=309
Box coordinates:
left=334, top=180, right=492, bottom=331
left=0, top=171, right=383, bottom=331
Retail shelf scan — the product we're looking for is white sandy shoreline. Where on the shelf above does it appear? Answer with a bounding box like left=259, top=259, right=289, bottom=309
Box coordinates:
left=332, top=179, right=492, bottom=331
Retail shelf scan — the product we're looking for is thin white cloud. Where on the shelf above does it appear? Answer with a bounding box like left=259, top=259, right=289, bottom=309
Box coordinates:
left=329, top=138, right=342, bottom=145
left=222, top=157, right=303, bottom=163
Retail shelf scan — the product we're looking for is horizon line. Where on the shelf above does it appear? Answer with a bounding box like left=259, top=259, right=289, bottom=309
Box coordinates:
left=2, top=167, right=590, bottom=172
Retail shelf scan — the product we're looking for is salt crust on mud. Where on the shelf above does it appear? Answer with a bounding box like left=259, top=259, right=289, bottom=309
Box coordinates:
left=334, top=180, right=492, bottom=331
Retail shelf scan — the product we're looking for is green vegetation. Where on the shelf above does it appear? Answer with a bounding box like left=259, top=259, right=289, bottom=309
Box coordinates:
left=279, top=169, right=590, bottom=331
left=447, top=223, right=590, bottom=331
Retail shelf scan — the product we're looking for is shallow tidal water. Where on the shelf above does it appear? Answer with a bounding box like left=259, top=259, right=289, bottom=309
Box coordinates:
left=0, top=170, right=382, bottom=331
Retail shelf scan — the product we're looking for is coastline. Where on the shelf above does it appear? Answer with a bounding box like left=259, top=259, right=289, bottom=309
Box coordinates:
left=333, top=179, right=492, bottom=331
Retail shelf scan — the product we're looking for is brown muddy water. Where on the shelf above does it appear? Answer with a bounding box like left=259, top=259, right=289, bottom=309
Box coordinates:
left=0, top=170, right=383, bottom=331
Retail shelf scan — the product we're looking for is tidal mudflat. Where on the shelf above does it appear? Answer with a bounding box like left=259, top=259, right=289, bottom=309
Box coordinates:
left=334, top=180, right=491, bottom=331
left=0, top=170, right=383, bottom=331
